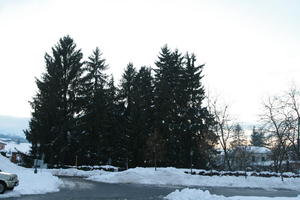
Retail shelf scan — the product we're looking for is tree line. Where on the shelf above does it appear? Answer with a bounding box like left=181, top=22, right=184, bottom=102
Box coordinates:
left=25, top=35, right=218, bottom=169
left=210, top=88, right=300, bottom=173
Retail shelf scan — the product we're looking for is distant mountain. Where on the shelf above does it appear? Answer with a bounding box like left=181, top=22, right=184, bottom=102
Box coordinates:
left=0, top=115, right=29, bottom=138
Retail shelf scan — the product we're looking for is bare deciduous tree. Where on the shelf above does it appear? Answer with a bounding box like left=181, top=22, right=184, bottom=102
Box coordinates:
left=261, top=96, right=294, bottom=172
left=286, top=87, right=300, bottom=160
left=209, top=97, right=233, bottom=170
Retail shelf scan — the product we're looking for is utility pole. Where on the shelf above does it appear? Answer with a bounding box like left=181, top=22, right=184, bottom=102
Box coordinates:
left=153, top=146, right=157, bottom=171
left=75, top=155, right=78, bottom=168
left=190, top=150, right=194, bottom=174
left=34, top=143, right=40, bottom=174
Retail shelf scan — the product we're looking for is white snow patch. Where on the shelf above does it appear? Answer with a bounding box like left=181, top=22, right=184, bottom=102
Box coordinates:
left=164, top=188, right=300, bottom=200
left=88, top=167, right=300, bottom=191
left=48, top=168, right=108, bottom=177
left=0, top=155, right=62, bottom=198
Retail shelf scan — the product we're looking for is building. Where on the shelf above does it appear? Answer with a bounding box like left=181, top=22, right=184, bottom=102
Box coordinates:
left=217, top=146, right=272, bottom=171
left=246, top=146, right=271, bottom=163
left=0, top=140, right=31, bottom=164
left=0, top=140, right=6, bottom=151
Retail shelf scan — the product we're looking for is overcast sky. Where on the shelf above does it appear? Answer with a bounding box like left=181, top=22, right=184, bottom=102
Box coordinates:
left=0, top=0, right=300, bottom=124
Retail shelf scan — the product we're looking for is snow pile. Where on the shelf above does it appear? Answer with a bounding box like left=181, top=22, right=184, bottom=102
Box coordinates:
left=165, top=188, right=300, bottom=200
left=48, top=168, right=108, bottom=177
left=3, top=141, right=31, bottom=154
left=187, top=169, right=300, bottom=178
left=88, top=167, right=300, bottom=190
left=65, top=165, right=119, bottom=171
left=165, top=189, right=223, bottom=200
left=0, top=155, right=62, bottom=198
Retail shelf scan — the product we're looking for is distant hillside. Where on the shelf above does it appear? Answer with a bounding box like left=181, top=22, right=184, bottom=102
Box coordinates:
left=0, top=134, right=28, bottom=143
left=0, top=115, right=29, bottom=138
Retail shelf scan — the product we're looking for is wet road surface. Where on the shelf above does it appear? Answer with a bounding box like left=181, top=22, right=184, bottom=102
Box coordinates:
left=4, top=177, right=300, bottom=200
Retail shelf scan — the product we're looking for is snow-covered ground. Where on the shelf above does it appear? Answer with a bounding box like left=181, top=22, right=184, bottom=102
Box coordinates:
left=1, top=163, right=299, bottom=198
left=164, top=188, right=300, bottom=200
left=87, top=167, right=300, bottom=191
left=0, top=155, right=62, bottom=198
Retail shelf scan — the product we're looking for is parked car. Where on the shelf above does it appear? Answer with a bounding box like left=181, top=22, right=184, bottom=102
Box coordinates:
left=0, top=170, right=18, bottom=194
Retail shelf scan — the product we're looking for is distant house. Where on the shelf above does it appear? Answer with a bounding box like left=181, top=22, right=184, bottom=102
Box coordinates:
left=246, top=146, right=272, bottom=164
left=0, top=141, right=31, bottom=164
left=217, top=146, right=272, bottom=170
left=0, top=140, right=6, bottom=151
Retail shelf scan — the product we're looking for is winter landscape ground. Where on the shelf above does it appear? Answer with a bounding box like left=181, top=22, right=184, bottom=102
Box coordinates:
left=1, top=154, right=300, bottom=199
left=164, top=189, right=300, bottom=200
left=0, top=155, right=61, bottom=198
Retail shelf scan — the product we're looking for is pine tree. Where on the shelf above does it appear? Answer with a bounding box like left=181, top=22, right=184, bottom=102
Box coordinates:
left=230, top=123, right=246, bottom=148
left=230, top=124, right=248, bottom=170
left=118, top=65, right=155, bottom=167
left=250, top=126, right=266, bottom=147
left=153, top=46, right=185, bottom=167
left=104, top=76, right=125, bottom=166
left=119, top=63, right=138, bottom=168
left=131, top=66, right=155, bottom=166
left=76, top=47, right=109, bottom=165
left=25, top=36, right=84, bottom=166
left=181, top=53, right=217, bottom=168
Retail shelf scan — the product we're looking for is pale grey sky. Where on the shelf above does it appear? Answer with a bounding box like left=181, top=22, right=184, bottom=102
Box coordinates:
left=0, top=0, right=299, bottom=124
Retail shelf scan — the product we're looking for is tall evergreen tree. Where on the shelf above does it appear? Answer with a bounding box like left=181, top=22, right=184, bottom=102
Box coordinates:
left=130, top=66, right=155, bottom=166
left=76, top=47, right=109, bottom=165
left=230, top=124, right=248, bottom=170
left=154, top=46, right=185, bottom=167
left=118, top=64, right=155, bottom=167
left=250, top=126, right=266, bottom=147
left=153, top=47, right=217, bottom=168
left=104, top=76, right=125, bottom=166
left=230, top=123, right=246, bottom=148
left=25, top=36, right=84, bottom=165
left=119, top=63, right=138, bottom=168
left=181, top=53, right=217, bottom=168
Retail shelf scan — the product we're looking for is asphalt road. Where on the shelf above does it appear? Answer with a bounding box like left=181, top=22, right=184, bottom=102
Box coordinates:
left=4, top=177, right=300, bottom=200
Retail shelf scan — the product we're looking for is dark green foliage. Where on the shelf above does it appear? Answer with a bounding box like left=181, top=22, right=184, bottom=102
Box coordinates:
left=250, top=126, right=266, bottom=147
left=26, top=37, right=217, bottom=168
left=76, top=47, right=109, bottom=165
left=119, top=63, right=138, bottom=167
left=153, top=46, right=185, bottom=166
left=118, top=64, right=156, bottom=167
left=104, top=77, right=125, bottom=166
left=153, top=46, right=217, bottom=168
left=25, top=35, right=84, bottom=166
left=127, top=66, right=155, bottom=167
left=182, top=53, right=217, bottom=168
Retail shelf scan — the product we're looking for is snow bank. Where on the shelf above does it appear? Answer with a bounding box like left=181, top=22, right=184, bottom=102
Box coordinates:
left=165, top=188, right=300, bottom=200
left=0, top=155, right=62, bottom=198
left=187, top=169, right=300, bottom=178
left=48, top=168, right=108, bottom=177
left=88, top=167, right=300, bottom=191
left=64, top=165, right=119, bottom=171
